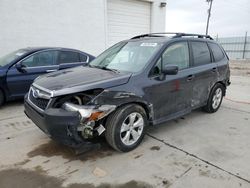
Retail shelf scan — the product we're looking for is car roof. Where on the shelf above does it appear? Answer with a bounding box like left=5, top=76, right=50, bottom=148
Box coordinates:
left=126, top=37, right=171, bottom=43
left=20, top=47, right=91, bottom=54
left=126, top=32, right=216, bottom=44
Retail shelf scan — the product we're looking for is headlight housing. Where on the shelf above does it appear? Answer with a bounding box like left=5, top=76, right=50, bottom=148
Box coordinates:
left=62, top=102, right=116, bottom=122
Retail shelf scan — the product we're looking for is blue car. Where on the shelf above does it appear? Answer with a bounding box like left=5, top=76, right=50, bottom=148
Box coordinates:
left=0, top=47, right=95, bottom=106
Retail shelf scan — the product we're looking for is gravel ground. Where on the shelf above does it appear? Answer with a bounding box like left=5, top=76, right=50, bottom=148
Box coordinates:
left=230, top=60, right=250, bottom=77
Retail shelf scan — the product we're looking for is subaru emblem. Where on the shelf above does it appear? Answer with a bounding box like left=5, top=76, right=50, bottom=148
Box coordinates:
left=33, top=89, right=40, bottom=98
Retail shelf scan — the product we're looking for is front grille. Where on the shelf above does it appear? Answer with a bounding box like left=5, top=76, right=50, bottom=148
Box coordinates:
left=28, top=87, right=50, bottom=110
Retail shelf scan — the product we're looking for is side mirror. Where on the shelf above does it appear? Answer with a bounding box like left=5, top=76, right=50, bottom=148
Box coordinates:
left=15, top=63, right=26, bottom=73
left=162, top=65, right=178, bottom=75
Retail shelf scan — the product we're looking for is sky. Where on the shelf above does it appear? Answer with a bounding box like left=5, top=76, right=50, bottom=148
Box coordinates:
left=165, top=0, right=250, bottom=38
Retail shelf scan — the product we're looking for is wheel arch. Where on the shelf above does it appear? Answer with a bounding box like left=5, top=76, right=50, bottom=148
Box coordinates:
left=215, top=81, right=226, bottom=96
left=126, top=101, right=152, bottom=120
left=109, top=101, right=153, bottom=122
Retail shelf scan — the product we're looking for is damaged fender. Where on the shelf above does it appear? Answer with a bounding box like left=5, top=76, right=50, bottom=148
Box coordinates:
left=91, top=89, right=154, bottom=122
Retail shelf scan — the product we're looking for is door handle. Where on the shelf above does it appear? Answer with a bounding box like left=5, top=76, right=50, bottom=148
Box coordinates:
left=211, top=67, right=217, bottom=72
left=46, top=69, right=57, bottom=73
left=187, top=74, right=195, bottom=81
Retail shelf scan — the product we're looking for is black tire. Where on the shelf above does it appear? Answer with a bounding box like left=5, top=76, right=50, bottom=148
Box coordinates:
left=203, top=83, right=224, bottom=113
left=105, top=104, right=148, bottom=152
left=0, top=90, right=4, bottom=107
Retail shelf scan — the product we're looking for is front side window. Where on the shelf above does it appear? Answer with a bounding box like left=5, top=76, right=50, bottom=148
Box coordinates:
left=150, top=42, right=189, bottom=76
left=57, top=51, right=80, bottom=64
left=22, top=51, right=56, bottom=67
left=208, top=43, right=225, bottom=62
left=89, top=41, right=162, bottom=73
left=162, top=42, right=190, bottom=70
left=191, top=41, right=211, bottom=66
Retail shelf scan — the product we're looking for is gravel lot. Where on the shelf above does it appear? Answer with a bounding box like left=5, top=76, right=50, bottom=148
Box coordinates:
left=0, top=62, right=249, bottom=188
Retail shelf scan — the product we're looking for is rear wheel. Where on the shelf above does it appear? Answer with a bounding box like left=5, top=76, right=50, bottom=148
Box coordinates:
left=105, top=104, right=147, bottom=152
left=0, top=90, right=4, bottom=107
left=203, top=83, right=224, bottom=113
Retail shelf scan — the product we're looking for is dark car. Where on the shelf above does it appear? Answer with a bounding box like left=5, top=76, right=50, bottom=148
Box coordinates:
left=24, top=33, right=230, bottom=152
left=0, top=47, right=95, bottom=106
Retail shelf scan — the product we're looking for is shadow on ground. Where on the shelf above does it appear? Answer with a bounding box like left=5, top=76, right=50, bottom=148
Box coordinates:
left=27, top=137, right=115, bottom=163
left=0, top=168, right=153, bottom=188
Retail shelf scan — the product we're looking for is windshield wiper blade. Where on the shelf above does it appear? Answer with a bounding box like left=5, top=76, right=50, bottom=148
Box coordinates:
left=100, top=66, right=120, bottom=73
left=89, top=65, right=119, bottom=73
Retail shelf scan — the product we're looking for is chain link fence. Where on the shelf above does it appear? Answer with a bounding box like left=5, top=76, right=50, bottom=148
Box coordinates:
left=216, top=33, right=249, bottom=60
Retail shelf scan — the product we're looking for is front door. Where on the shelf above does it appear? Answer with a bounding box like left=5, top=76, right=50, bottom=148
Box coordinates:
left=6, top=50, right=58, bottom=97
left=145, top=41, right=193, bottom=124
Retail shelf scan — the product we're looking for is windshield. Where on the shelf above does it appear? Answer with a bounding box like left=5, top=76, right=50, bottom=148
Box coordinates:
left=0, top=49, right=28, bottom=67
left=89, top=41, right=162, bottom=73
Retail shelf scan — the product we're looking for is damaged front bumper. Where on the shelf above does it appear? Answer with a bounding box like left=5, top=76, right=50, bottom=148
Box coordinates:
left=25, top=101, right=84, bottom=148
left=24, top=100, right=116, bottom=148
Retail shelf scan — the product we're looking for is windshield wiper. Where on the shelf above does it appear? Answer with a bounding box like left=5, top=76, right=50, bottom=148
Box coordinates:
left=89, top=65, right=119, bottom=73
left=100, top=66, right=120, bottom=73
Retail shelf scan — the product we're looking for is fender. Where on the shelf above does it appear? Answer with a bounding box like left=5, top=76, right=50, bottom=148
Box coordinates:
left=92, top=90, right=154, bottom=122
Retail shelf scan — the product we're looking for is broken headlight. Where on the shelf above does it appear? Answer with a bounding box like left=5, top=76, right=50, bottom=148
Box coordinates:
left=62, top=102, right=116, bottom=122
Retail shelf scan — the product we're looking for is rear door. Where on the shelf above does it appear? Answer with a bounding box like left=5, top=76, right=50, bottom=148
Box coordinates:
left=208, top=42, right=229, bottom=83
left=57, top=50, right=87, bottom=70
left=189, top=41, right=218, bottom=108
left=6, top=50, right=58, bottom=97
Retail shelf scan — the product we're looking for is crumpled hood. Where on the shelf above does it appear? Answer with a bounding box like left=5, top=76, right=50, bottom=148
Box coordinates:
left=34, top=66, right=132, bottom=97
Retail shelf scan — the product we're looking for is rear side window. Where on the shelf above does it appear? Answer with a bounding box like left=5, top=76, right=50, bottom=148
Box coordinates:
left=191, top=42, right=211, bottom=66
left=57, top=51, right=80, bottom=64
left=208, top=43, right=225, bottom=62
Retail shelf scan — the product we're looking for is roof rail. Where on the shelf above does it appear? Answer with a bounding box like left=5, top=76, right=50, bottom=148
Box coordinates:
left=131, top=32, right=213, bottom=40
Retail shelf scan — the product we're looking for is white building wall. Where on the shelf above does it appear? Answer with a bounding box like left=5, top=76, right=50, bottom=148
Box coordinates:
left=107, top=0, right=152, bottom=47
left=149, top=0, right=167, bottom=32
left=0, top=0, right=166, bottom=56
left=106, top=0, right=167, bottom=46
left=0, top=0, right=107, bottom=56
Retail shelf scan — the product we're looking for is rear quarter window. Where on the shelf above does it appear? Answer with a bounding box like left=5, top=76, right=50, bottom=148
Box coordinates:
left=208, top=43, right=225, bottom=62
left=80, top=53, right=88, bottom=62
left=191, top=41, right=211, bottom=66
left=57, top=51, right=80, bottom=64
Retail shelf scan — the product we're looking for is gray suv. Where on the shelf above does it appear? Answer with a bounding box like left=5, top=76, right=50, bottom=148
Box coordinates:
left=24, top=33, right=230, bottom=152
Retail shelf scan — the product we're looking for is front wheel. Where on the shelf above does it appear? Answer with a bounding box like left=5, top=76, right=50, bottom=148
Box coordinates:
left=105, top=104, right=147, bottom=152
left=203, top=83, right=224, bottom=113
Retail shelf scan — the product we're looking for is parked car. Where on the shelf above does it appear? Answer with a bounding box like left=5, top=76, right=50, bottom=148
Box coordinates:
left=24, top=33, right=230, bottom=152
left=0, top=47, right=95, bottom=106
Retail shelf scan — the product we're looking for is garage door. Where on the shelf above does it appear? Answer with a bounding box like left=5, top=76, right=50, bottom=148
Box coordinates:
left=107, top=0, right=151, bottom=47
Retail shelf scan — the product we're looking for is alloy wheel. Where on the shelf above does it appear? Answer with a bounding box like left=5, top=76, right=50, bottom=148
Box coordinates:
left=212, top=88, right=222, bottom=109
left=120, top=112, right=144, bottom=146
